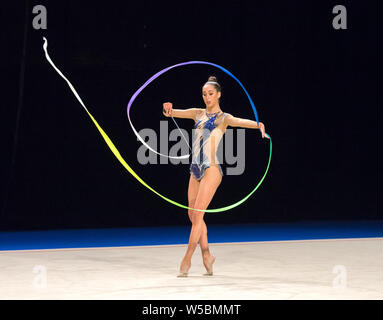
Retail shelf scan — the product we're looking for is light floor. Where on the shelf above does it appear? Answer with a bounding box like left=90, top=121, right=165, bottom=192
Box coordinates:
left=1, top=238, right=382, bottom=300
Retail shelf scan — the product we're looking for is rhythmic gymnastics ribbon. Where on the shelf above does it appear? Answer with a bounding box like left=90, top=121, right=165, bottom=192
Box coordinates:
left=126, top=61, right=262, bottom=159
left=42, top=37, right=272, bottom=213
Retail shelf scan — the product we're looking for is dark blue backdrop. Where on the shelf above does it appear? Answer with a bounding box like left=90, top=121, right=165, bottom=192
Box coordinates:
left=1, top=1, right=381, bottom=231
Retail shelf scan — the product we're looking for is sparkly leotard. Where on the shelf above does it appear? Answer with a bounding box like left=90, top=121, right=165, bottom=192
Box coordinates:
left=189, top=110, right=227, bottom=181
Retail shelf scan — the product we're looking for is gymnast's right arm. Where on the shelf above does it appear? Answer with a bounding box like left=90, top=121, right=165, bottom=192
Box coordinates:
left=162, top=102, right=199, bottom=120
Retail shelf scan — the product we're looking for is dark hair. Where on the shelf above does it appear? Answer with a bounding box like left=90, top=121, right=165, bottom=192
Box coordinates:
left=205, top=76, right=222, bottom=92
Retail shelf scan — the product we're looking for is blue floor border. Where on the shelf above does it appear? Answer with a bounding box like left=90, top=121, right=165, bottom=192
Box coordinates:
left=1, top=220, right=383, bottom=251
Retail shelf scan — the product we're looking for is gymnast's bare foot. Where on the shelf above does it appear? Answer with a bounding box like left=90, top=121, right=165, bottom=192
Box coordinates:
left=203, top=254, right=215, bottom=276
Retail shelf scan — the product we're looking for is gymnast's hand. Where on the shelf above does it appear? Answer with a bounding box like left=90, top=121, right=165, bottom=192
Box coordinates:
left=162, top=102, right=173, bottom=117
left=259, top=122, right=269, bottom=139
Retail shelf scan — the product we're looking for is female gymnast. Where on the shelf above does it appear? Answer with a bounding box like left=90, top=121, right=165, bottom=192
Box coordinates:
left=162, top=76, right=268, bottom=277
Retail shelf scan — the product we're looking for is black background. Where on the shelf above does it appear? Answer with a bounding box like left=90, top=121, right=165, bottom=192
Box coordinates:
left=1, top=1, right=381, bottom=231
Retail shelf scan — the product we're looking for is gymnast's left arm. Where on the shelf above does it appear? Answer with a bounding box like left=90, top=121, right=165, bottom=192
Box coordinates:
left=225, top=114, right=268, bottom=139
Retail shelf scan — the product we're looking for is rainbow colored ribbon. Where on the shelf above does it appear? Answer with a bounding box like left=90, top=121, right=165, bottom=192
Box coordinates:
left=42, top=37, right=272, bottom=213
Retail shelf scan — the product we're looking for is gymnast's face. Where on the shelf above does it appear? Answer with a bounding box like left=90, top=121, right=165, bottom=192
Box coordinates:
left=202, top=84, right=221, bottom=107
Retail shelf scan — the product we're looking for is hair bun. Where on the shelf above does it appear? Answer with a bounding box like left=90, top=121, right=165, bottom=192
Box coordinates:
left=208, top=76, right=218, bottom=82
left=204, top=75, right=222, bottom=93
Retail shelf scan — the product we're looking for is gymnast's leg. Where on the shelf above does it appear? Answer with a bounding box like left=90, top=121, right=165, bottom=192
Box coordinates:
left=188, top=174, right=210, bottom=258
left=179, top=167, right=222, bottom=275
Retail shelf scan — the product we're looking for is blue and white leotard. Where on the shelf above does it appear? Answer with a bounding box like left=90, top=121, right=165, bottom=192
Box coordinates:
left=190, top=110, right=227, bottom=181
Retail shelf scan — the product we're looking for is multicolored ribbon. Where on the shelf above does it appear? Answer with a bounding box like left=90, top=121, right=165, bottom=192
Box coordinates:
left=42, top=37, right=271, bottom=213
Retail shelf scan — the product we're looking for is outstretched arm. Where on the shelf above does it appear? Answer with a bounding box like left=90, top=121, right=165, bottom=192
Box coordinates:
left=162, top=102, right=200, bottom=121
left=225, top=113, right=268, bottom=139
